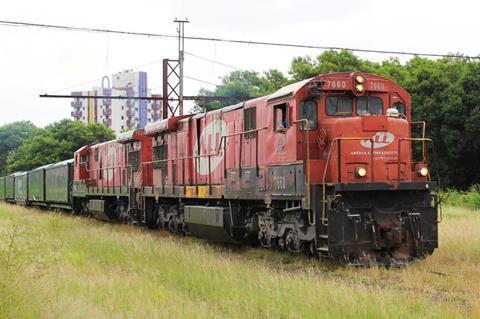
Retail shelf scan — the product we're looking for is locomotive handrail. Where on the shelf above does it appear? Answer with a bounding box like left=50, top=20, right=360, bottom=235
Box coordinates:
left=411, top=121, right=426, bottom=139
left=411, top=121, right=427, bottom=160
left=143, top=127, right=268, bottom=165
left=396, top=137, right=432, bottom=184
left=321, top=137, right=375, bottom=225
left=79, top=164, right=133, bottom=194
left=396, top=137, right=443, bottom=223
left=293, top=119, right=314, bottom=225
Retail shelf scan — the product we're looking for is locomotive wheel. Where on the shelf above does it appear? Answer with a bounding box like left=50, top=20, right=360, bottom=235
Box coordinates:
left=181, top=222, right=191, bottom=236
left=156, top=211, right=165, bottom=230
left=168, top=216, right=178, bottom=233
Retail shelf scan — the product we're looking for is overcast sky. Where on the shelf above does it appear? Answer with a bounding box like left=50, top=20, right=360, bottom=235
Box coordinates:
left=1, top=0, right=479, bottom=127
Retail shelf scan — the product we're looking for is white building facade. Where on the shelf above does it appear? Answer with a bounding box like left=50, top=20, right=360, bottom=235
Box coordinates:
left=71, top=70, right=162, bottom=134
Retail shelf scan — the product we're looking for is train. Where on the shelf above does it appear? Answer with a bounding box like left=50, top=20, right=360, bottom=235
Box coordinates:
left=0, top=72, right=440, bottom=265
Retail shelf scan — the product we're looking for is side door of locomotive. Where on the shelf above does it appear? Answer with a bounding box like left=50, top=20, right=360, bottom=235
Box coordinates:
left=241, top=106, right=258, bottom=195
left=266, top=100, right=299, bottom=195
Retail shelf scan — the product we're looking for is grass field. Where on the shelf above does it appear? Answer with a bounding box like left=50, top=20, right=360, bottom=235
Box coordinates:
left=0, top=203, right=479, bottom=319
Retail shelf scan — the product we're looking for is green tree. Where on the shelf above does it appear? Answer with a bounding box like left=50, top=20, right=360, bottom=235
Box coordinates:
left=194, top=69, right=289, bottom=112
left=0, top=121, right=38, bottom=175
left=6, top=120, right=115, bottom=173
left=289, top=50, right=375, bottom=81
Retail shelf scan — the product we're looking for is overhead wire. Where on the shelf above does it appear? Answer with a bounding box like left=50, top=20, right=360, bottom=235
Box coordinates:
left=1, top=20, right=479, bottom=60
left=185, top=52, right=241, bottom=70
left=184, top=75, right=220, bottom=86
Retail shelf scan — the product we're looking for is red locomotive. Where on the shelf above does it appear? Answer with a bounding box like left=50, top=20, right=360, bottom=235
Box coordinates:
left=72, top=72, right=439, bottom=265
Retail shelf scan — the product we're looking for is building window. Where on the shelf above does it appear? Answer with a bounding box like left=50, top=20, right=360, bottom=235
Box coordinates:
left=121, top=125, right=124, bottom=130
left=121, top=116, right=124, bottom=120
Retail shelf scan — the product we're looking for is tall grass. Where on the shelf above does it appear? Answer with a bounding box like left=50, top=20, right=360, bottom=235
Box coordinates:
left=0, top=203, right=479, bottom=318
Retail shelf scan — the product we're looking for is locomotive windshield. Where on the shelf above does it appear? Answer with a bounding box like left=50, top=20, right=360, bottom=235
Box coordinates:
left=356, top=97, right=384, bottom=115
left=326, top=96, right=353, bottom=116
left=324, top=95, right=387, bottom=117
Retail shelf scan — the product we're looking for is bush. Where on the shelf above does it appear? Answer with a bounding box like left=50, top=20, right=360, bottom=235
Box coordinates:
left=444, top=185, right=480, bottom=210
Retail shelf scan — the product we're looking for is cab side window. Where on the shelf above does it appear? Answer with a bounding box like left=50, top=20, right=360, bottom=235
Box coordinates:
left=244, top=107, right=257, bottom=138
left=299, top=100, right=318, bottom=130
left=80, top=154, right=89, bottom=165
left=392, top=102, right=406, bottom=116
left=274, top=103, right=288, bottom=132
left=128, top=150, right=140, bottom=172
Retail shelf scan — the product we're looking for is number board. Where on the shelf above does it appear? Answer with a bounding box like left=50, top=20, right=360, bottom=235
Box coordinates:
left=367, top=80, right=388, bottom=92
left=323, top=79, right=350, bottom=90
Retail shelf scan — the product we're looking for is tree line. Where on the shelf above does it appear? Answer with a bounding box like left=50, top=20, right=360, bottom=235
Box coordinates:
left=0, top=120, right=115, bottom=175
left=196, top=50, right=480, bottom=189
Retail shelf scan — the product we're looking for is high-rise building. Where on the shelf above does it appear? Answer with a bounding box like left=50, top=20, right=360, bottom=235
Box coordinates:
left=70, top=70, right=162, bottom=134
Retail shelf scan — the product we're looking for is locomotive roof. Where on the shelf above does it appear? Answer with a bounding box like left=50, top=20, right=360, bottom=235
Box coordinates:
left=9, top=171, right=25, bottom=177
left=268, top=77, right=313, bottom=101
left=144, top=114, right=193, bottom=135
left=30, top=163, right=54, bottom=171
left=47, top=159, right=74, bottom=169
left=15, top=171, right=28, bottom=177
left=116, top=130, right=136, bottom=143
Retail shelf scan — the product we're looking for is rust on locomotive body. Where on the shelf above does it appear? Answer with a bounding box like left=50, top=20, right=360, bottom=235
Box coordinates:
left=67, top=71, right=439, bottom=266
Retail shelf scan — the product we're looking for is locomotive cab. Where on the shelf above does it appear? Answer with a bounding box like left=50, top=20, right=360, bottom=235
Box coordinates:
left=289, top=72, right=438, bottom=264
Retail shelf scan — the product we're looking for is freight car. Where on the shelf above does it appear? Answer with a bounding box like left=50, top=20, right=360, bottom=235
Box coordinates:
left=14, top=171, right=28, bottom=205
left=5, top=172, right=21, bottom=203
left=1, top=72, right=440, bottom=265
left=0, top=176, right=5, bottom=201
left=45, top=159, right=73, bottom=209
left=27, top=164, right=53, bottom=206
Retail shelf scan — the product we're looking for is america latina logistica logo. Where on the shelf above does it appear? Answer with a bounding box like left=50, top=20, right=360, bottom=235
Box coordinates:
left=360, top=132, right=395, bottom=149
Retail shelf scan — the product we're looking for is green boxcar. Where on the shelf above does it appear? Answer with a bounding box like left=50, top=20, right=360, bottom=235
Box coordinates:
left=28, top=164, right=52, bottom=204
left=14, top=172, right=28, bottom=203
left=45, top=159, right=73, bottom=207
left=0, top=177, right=5, bottom=201
left=5, top=173, right=20, bottom=200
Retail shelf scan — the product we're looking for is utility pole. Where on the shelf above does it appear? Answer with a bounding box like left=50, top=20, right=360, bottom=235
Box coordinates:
left=174, top=18, right=189, bottom=116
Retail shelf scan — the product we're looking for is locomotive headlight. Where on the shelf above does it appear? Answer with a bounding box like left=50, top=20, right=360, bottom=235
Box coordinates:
left=356, top=167, right=367, bottom=177
left=355, top=75, right=365, bottom=84
left=355, top=84, right=364, bottom=93
left=418, top=167, right=429, bottom=177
